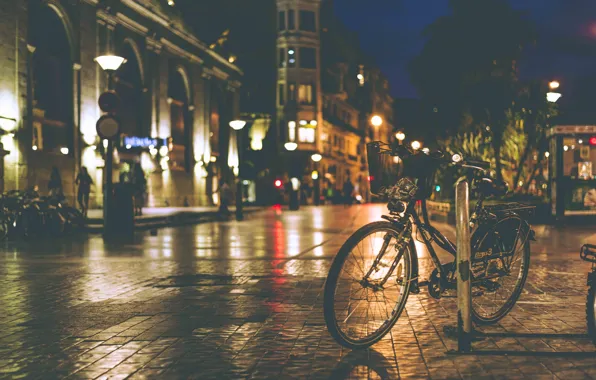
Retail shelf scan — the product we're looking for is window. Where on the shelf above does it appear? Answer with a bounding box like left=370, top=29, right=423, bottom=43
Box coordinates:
left=298, top=83, right=314, bottom=104
left=278, top=48, right=285, bottom=67
left=288, top=10, right=295, bottom=30
left=298, top=127, right=315, bottom=143
left=288, top=82, right=296, bottom=101
left=299, top=47, right=316, bottom=68
left=278, top=11, right=285, bottom=30
left=287, top=47, right=296, bottom=67
left=300, top=11, right=316, bottom=31
left=279, top=84, right=285, bottom=106
left=288, top=121, right=296, bottom=141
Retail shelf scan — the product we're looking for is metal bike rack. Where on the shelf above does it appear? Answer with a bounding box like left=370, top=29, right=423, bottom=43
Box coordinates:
left=455, top=178, right=472, bottom=352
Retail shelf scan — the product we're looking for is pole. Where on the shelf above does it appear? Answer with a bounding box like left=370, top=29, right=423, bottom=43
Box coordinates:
left=455, top=177, right=472, bottom=352
left=104, top=71, right=114, bottom=237
left=314, top=162, right=320, bottom=206
left=235, top=130, right=243, bottom=221
left=104, top=139, right=114, bottom=236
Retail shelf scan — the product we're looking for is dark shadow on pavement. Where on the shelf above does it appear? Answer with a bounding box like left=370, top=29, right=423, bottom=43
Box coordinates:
left=327, top=349, right=398, bottom=379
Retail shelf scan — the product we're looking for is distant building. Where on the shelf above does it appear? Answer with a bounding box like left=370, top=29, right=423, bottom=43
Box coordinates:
left=275, top=0, right=394, bottom=202
left=0, top=0, right=242, bottom=207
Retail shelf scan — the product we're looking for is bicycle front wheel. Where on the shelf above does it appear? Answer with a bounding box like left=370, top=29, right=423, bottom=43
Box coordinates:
left=324, top=221, right=414, bottom=349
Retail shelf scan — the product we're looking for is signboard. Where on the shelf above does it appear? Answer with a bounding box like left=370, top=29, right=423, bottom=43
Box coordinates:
left=122, top=136, right=167, bottom=149
left=96, top=115, right=120, bottom=139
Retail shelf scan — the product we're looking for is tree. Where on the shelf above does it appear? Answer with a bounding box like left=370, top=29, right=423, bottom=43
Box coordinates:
left=409, top=0, right=535, bottom=183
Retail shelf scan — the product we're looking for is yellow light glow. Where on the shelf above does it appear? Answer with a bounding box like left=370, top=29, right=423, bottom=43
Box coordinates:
left=411, top=141, right=421, bottom=150
left=95, top=55, right=127, bottom=71
left=299, top=120, right=308, bottom=126
left=371, top=115, right=383, bottom=127
left=83, top=134, right=97, bottom=146
left=310, top=120, right=318, bottom=126
left=549, top=81, right=560, bottom=90
left=546, top=92, right=561, bottom=103
left=60, top=147, right=69, bottom=155
left=285, top=142, right=298, bottom=151
left=32, top=145, right=37, bottom=151
left=229, top=120, right=246, bottom=130
left=311, top=170, right=319, bottom=180
left=396, top=131, right=406, bottom=141
left=311, top=153, right=322, bottom=162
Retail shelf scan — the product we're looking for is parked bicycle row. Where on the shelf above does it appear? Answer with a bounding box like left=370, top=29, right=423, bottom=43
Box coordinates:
left=0, top=187, right=86, bottom=241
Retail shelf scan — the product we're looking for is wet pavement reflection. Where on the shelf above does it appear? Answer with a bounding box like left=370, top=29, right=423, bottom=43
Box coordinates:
left=1, top=204, right=596, bottom=379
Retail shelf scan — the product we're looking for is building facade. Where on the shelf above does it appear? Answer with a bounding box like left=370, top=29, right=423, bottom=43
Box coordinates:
left=275, top=0, right=394, bottom=202
left=0, top=0, right=242, bottom=208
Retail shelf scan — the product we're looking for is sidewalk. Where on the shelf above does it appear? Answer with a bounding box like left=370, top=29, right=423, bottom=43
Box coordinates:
left=85, top=206, right=262, bottom=231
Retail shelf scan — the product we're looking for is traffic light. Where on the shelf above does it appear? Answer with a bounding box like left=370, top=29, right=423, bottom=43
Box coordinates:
left=590, top=137, right=596, bottom=146
left=274, top=179, right=283, bottom=188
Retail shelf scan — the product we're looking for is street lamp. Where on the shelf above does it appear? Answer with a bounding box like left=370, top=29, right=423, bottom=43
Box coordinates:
left=547, top=80, right=562, bottom=103
left=229, top=119, right=246, bottom=221
left=311, top=153, right=322, bottom=205
left=284, top=142, right=297, bottom=151
left=395, top=131, right=406, bottom=145
left=411, top=140, right=421, bottom=151
left=371, top=115, right=383, bottom=128
left=95, top=54, right=125, bottom=238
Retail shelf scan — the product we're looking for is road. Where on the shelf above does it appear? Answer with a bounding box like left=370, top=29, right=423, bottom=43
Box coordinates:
left=1, top=204, right=596, bottom=379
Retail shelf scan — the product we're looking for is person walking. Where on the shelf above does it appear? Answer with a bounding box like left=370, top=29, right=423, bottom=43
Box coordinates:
left=218, top=179, right=233, bottom=217
left=132, top=165, right=147, bottom=216
left=75, top=167, right=93, bottom=217
left=343, top=176, right=354, bottom=207
left=48, top=167, right=64, bottom=200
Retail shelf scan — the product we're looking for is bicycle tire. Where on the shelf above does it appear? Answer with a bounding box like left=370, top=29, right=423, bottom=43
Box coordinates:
left=324, top=221, right=414, bottom=349
left=587, top=282, right=596, bottom=345
left=471, top=238, right=530, bottom=325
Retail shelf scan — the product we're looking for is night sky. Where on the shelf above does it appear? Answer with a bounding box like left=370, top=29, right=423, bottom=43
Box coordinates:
left=334, top=0, right=596, bottom=99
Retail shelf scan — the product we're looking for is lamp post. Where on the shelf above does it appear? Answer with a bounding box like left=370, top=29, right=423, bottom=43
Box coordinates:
left=95, top=54, right=126, bottom=237
left=230, top=119, right=246, bottom=221
left=547, top=80, right=562, bottom=103
left=311, top=153, right=322, bottom=206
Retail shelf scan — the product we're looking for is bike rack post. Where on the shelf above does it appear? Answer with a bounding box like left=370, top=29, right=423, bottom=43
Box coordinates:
left=455, top=177, right=472, bottom=352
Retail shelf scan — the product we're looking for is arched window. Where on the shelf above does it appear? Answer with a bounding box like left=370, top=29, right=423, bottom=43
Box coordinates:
left=115, top=42, right=143, bottom=137
left=29, top=3, right=73, bottom=153
left=168, top=66, right=191, bottom=172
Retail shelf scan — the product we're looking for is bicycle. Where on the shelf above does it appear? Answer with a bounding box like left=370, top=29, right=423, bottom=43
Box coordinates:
left=324, top=141, right=535, bottom=349
left=580, top=244, right=596, bottom=345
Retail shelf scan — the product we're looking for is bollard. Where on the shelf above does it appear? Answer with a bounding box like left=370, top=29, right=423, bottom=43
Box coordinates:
left=455, top=178, right=472, bottom=352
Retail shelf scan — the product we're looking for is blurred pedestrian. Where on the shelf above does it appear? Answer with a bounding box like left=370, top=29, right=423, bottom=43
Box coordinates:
left=75, top=167, right=93, bottom=217
left=132, top=165, right=147, bottom=216
left=343, top=176, right=354, bottom=206
left=48, top=166, right=64, bottom=200
left=218, top=179, right=232, bottom=217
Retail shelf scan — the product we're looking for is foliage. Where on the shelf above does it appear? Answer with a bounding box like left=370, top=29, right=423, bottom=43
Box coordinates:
left=409, top=0, right=537, bottom=184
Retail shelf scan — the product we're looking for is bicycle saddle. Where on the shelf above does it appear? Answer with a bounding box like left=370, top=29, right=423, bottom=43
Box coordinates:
left=477, top=176, right=508, bottom=197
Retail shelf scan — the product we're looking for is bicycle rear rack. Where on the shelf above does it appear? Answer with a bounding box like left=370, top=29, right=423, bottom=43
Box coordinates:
left=483, top=202, right=535, bottom=219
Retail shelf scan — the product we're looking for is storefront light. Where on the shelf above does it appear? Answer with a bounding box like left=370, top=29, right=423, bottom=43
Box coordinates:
left=60, top=147, right=69, bottom=155
left=159, top=145, right=169, bottom=156
left=0, top=116, right=17, bottom=132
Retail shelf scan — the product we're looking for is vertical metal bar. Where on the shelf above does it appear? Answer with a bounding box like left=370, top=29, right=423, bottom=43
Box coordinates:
left=236, top=130, right=243, bottom=221
left=455, top=178, right=472, bottom=352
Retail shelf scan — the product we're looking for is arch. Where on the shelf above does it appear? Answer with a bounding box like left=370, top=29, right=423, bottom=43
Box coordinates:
left=174, top=65, right=192, bottom=106
left=168, top=64, right=193, bottom=172
left=122, top=38, right=145, bottom=86
left=29, top=0, right=75, bottom=153
left=115, top=41, right=144, bottom=136
left=43, top=0, right=77, bottom=61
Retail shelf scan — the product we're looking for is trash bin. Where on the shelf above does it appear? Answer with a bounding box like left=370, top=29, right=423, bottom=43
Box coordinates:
left=108, top=183, right=135, bottom=237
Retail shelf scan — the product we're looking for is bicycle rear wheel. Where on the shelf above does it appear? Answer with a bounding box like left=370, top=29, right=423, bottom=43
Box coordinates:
left=324, top=221, right=414, bottom=349
left=471, top=217, right=531, bottom=325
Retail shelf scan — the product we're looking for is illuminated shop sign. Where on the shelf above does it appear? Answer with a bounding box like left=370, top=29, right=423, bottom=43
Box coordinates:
left=122, top=136, right=168, bottom=149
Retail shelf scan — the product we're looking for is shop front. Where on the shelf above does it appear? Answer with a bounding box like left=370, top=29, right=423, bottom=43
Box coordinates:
left=547, top=125, right=596, bottom=221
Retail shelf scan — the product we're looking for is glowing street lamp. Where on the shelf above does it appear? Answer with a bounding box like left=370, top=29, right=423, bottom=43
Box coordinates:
left=311, top=153, right=322, bottom=162
left=95, top=55, right=127, bottom=72
left=547, top=80, right=562, bottom=103
left=411, top=140, right=421, bottom=151
left=284, top=142, right=298, bottom=151
left=311, top=153, right=322, bottom=205
left=371, top=115, right=383, bottom=127
left=229, top=119, right=247, bottom=221
left=395, top=131, right=406, bottom=145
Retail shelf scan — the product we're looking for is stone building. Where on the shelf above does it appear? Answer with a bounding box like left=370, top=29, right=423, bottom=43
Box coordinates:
left=275, top=0, right=394, bottom=202
left=0, top=0, right=242, bottom=208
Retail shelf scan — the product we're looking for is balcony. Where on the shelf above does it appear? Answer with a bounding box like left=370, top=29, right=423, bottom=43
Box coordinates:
left=323, top=111, right=363, bottom=137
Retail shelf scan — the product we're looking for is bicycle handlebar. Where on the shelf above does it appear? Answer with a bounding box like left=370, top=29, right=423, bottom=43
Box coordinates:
left=389, top=142, right=490, bottom=172
left=581, top=244, right=596, bottom=263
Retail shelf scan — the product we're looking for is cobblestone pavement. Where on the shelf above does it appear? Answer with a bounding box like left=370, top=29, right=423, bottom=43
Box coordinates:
left=1, top=204, right=596, bottom=379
